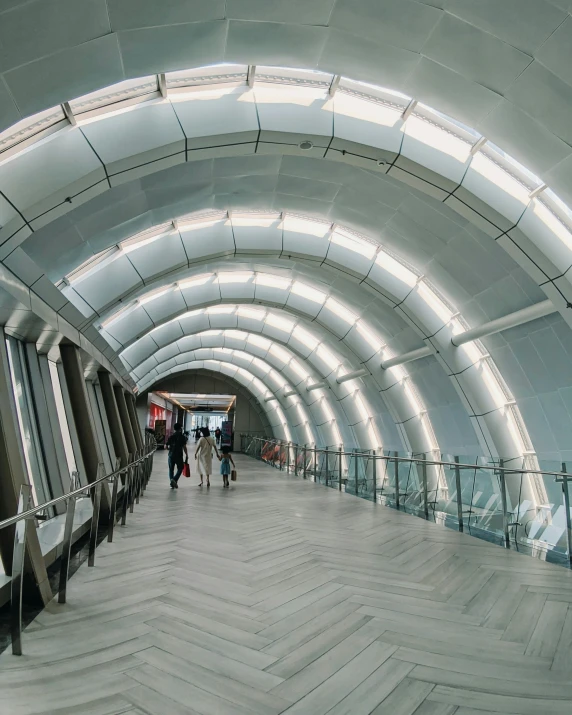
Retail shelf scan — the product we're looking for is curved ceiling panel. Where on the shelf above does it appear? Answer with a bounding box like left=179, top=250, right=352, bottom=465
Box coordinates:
left=0, top=60, right=568, bottom=468
left=89, top=250, right=528, bottom=464
left=0, top=6, right=570, bottom=205
left=2, top=70, right=572, bottom=318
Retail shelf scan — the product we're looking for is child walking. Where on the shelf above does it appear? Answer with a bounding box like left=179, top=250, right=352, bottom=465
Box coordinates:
left=219, top=445, right=235, bottom=488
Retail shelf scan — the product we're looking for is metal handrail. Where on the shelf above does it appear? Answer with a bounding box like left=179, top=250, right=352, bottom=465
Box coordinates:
left=245, top=434, right=572, bottom=569
left=0, top=445, right=155, bottom=531
left=7, top=435, right=157, bottom=656
left=245, top=435, right=570, bottom=480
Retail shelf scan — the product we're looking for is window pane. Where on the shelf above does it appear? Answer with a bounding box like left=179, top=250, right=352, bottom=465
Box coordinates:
left=6, top=338, right=48, bottom=505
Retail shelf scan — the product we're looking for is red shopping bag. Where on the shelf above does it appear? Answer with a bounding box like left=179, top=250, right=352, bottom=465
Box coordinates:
left=182, top=460, right=190, bottom=478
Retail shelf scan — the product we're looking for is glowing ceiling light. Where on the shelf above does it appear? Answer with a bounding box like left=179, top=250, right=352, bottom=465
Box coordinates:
left=139, top=286, right=173, bottom=305
left=316, top=345, right=341, bottom=371
left=290, top=360, right=310, bottom=380
left=269, top=343, right=291, bottom=364
left=330, top=228, right=377, bottom=259
left=265, top=313, right=295, bottom=333
left=404, top=115, right=471, bottom=162
left=217, top=272, right=253, bottom=284
left=416, top=281, right=453, bottom=324
left=375, top=250, right=417, bottom=287
left=471, top=153, right=530, bottom=205
left=224, top=329, right=247, bottom=340
left=291, top=282, right=326, bottom=304
left=292, top=325, right=319, bottom=350
left=178, top=274, right=213, bottom=289
left=255, top=273, right=291, bottom=290
left=207, top=305, right=235, bottom=314
left=324, top=297, right=357, bottom=325
left=356, top=322, right=384, bottom=352
left=237, top=306, right=266, bottom=320
left=248, top=334, right=272, bottom=350
left=283, top=216, right=331, bottom=238
left=176, top=217, right=224, bottom=232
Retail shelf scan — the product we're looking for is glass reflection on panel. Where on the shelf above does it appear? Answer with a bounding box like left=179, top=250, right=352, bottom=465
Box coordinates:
left=5, top=338, right=48, bottom=505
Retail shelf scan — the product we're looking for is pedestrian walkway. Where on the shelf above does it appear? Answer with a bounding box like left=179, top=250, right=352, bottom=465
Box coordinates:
left=1, top=452, right=572, bottom=714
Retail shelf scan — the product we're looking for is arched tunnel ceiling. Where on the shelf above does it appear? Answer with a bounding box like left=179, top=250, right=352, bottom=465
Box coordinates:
left=1, top=0, right=572, bottom=207
left=0, top=18, right=571, bottom=466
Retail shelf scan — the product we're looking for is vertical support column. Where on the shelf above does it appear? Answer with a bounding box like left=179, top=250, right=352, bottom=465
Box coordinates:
left=499, top=459, right=510, bottom=548
left=303, top=446, right=307, bottom=479
left=394, top=451, right=400, bottom=510
left=59, top=344, right=110, bottom=510
left=354, top=451, right=359, bottom=496
left=454, top=456, right=464, bottom=533
left=562, top=463, right=572, bottom=570
left=372, top=451, right=376, bottom=503
left=125, top=393, right=143, bottom=450
left=114, top=386, right=137, bottom=457
left=98, top=372, right=129, bottom=468
left=422, top=455, right=429, bottom=520
left=0, top=332, right=51, bottom=605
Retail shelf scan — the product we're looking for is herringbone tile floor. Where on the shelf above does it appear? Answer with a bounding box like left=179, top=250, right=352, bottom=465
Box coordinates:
left=2, top=452, right=572, bottom=714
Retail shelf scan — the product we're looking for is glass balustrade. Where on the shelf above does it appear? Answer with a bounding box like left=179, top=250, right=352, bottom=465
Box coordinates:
left=241, top=434, right=572, bottom=569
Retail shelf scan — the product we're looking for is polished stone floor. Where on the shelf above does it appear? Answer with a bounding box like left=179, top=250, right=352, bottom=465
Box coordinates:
left=1, top=452, right=572, bottom=714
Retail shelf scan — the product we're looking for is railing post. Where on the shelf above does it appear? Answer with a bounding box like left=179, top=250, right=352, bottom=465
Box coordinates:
left=286, top=442, right=291, bottom=473
left=10, top=484, right=32, bottom=656
left=562, top=462, right=572, bottom=569
left=422, top=455, right=429, bottom=519
left=372, top=451, right=376, bottom=503
left=454, top=456, right=464, bottom=533
left=354, top=450, right=359, bottom=496
left=394, top=450, right=400, bottom=510
left=88, top=464, right=104, bottom=567
left=294, top=444, right=298, bottom=476
left=499, top=459, right=510, bottom=548
left=58, top=472, right=80, bottom=604
left=107, top=471, right=120, bottom=543
left=338, top=447, right=342, bottom=491
left=121, top=455, right=132, bottom=526
left=303, top=446, right=307, bottom=479
left=324, top=449, right=329, bottom=486
left=314, top=447, right=318, bottom=482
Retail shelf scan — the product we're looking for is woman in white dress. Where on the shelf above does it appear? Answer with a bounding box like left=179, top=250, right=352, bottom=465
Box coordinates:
left=194, top=427, right=220, bottom=487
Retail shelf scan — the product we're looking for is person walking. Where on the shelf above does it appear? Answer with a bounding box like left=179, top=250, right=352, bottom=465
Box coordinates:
left=166, top=422, right=188, bottom=489
left=195, top=427, right=219, bottom=487
left=215, top=426, right=221, bottom=446
left=194, top=427, right=201, bottom=442
left=219, top=445, right=235, bottom=488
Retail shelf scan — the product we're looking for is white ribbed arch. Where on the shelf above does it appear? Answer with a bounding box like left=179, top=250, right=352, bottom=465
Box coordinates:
left=127, top=326, right=378, bottom=451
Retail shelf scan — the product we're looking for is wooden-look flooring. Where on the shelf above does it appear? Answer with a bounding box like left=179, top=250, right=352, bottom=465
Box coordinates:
left=2, top=453, right=572, bottom=714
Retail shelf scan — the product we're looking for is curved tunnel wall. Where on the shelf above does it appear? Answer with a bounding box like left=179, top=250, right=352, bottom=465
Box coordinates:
left=0, top=65, right=571, bottom=471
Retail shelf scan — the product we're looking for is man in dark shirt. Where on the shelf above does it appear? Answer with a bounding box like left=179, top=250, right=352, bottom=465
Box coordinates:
left=166, top=422, right=188, bottom=489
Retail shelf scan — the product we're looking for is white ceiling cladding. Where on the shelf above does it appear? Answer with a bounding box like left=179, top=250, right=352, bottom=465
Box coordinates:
left=1, top=3, right=572, bottom=481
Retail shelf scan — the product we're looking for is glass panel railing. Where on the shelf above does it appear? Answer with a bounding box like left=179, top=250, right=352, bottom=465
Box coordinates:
left=241, top=435, right=572, bottom=569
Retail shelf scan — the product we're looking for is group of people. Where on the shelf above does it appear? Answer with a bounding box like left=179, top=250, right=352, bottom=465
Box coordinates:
left=167, top=423, right=235, bottom=489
